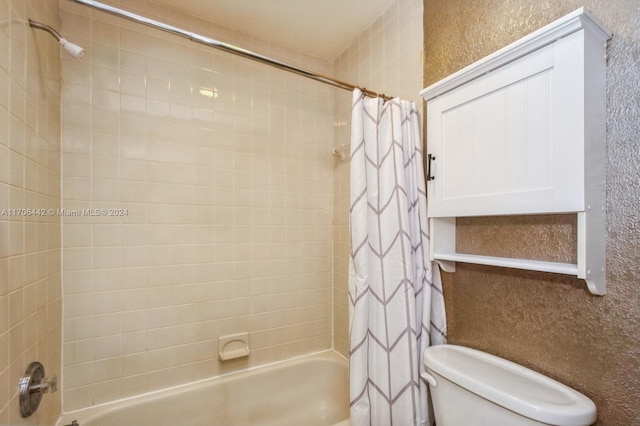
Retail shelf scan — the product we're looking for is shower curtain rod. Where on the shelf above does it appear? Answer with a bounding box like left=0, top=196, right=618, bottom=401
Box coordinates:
left=71, top=0, right=393, bottom=101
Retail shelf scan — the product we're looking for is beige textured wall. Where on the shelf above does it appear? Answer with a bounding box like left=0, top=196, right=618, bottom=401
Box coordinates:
left=423, top=1, right=640, bottom=425
left=332, top=0, right=424, bottom=357
left=0, top=0, right=62, bottom=424
left=60, top=0, right=334, bottom=411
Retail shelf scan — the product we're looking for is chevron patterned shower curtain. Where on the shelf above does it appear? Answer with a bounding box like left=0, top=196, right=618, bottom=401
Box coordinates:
left=348, top=89, right=447, bottom=426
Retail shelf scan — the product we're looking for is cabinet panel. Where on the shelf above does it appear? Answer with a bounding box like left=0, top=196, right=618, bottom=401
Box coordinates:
left=428, top=43, right=562, bottom=217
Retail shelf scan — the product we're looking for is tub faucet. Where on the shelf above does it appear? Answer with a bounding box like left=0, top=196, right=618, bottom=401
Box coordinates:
left=64, top=421, right=79, bottom=426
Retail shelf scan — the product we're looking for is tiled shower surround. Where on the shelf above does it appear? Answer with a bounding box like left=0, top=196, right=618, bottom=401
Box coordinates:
left=59, top=0, right=423, bottom=412
left=0, top=0, right=62, bottom=424
left=60, top=0, right=334, bottom=410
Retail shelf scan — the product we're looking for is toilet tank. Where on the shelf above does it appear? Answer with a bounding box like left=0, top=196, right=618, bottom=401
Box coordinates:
left=422, top=345, right=596, bottom=426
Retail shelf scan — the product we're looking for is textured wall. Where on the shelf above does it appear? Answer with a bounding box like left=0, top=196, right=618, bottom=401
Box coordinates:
left=423, top=1, right=640, bottom=425
left=332, top=0, right=424, bottom=357
left=0, top=0, right=62, bottom=424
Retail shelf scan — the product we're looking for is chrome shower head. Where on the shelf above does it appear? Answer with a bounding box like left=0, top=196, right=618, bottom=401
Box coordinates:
left=29, top=19, right=85, bottom=60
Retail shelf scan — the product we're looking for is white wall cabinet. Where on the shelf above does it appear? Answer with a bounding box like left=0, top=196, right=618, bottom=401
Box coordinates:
left=421, top=8, right=611, bottom=295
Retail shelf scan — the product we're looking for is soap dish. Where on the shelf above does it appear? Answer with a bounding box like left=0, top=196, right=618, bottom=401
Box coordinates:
left=218, top=332, right=250, bottom=361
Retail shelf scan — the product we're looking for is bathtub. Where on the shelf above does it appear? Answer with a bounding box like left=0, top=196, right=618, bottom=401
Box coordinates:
left=57, top=351, right=350, bottom=426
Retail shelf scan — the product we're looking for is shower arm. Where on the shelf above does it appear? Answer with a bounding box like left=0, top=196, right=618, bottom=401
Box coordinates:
left=28, top=19, right=62, bottom=41
left=71, top=0, right=393, bottom=101
left=29, top=19, right=85, bottom=59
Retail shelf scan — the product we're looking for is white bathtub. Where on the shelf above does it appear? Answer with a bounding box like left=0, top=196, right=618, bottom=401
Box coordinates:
left=57, top=351, right=350, bottom=426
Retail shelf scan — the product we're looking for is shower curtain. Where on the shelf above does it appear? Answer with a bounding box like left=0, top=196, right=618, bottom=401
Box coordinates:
left=348, top=89, right=447, bottom=426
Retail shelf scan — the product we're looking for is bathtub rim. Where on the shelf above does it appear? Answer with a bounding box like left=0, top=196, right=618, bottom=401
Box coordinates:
left=56, top=349, right=348, bottom=426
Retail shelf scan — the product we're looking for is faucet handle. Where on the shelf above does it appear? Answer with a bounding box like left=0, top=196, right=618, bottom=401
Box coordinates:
left=19, top=362, right=57, bottom=418
left=30, top=375, right=57, bottom=394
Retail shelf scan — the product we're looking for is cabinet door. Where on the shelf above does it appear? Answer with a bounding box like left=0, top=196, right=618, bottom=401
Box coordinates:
left=426, top=34, right=584, bottom=218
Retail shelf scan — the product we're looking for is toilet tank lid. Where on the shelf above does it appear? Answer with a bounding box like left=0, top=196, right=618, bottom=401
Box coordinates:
left=423, top=345, right=596, bottom=426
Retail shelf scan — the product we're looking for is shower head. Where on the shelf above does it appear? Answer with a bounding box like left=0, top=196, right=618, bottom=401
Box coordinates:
left=29, top=19, right=85, bottom=60
left=59, top=38, right=85, bottom=60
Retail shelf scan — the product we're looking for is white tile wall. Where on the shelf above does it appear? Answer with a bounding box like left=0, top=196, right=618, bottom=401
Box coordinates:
left=0, top=0, right=62, bottom=424
left=332, top=0, right=424, bottom=357
left=60, top=0, right=335, bottom=411
left=0, top=0, right=424, bottom=419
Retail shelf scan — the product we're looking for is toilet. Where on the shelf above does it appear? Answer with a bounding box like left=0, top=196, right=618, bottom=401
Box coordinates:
left=422, top=345, right=597, bottom=426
